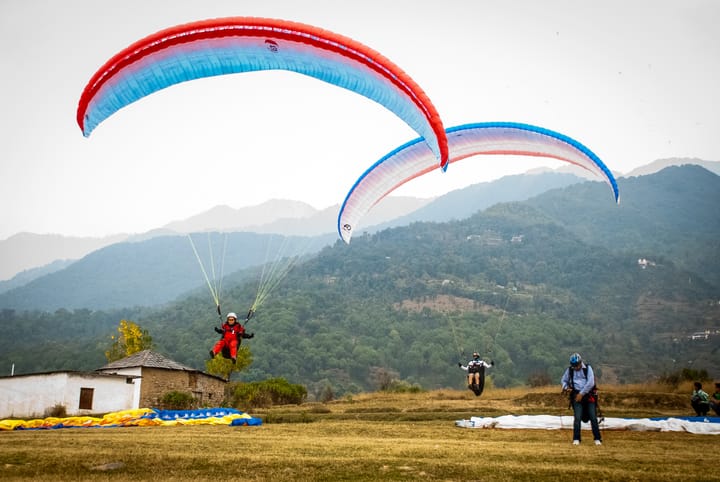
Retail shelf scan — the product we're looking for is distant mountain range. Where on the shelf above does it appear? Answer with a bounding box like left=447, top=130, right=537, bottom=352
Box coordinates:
left=0, top=196, right=433, bottom=286
left=0, top=233, right=127, bottom=285
left=622, top=157, right=719, bottom=177
left=0, top=172, right=571, bottom=286
left=0, top=171, right=587, bottom=309
left=0, top=259, right=76, bottom=295
left=0, top=158, right=716, bottom=300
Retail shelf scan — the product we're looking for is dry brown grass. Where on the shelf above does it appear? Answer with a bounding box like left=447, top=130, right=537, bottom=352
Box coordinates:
left=1, top=385, right=714, bottom=481
left=255, top=383, right=694, bottom=421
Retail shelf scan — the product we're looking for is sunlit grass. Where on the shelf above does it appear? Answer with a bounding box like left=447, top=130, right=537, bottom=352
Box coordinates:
left=1, top=421, right=714, bottom=481
left=0, top=384, right=712, bottom=481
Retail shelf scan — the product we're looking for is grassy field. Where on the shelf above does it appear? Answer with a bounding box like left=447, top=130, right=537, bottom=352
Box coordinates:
left=1, top=384, right=716, bottom=481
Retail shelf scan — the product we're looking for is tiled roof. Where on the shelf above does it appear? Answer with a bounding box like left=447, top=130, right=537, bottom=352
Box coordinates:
left=97, top=350, right=196, bottom=372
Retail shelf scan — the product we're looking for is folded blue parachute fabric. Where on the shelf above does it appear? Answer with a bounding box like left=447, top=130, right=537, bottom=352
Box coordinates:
left=143, top=407, right=262, bottom=426
left=144, top=407, right=263, bottom=426
left=149, top=407, right=249, bottom=420
left=231, top=416, right=263, bottom=426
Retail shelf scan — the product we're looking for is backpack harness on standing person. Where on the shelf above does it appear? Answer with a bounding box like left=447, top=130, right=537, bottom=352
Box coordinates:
left=567, top=364, right=603, bottom=422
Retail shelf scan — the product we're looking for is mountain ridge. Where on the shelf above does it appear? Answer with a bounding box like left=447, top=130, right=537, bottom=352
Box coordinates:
left=2, top=158, right=717, bottom=286
left=0, top=172, right=584, bottom=306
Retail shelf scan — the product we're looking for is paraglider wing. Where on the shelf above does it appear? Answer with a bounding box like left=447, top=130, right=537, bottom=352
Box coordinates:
left=76, top=17, right=448, bottom=168
left=338, top=122, right=619, bottom=243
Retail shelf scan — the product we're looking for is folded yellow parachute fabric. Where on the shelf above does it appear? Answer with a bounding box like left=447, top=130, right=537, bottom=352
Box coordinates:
left=100, top=408, right=156, bottom=426
left=0, top=416, right=98, bottom=430
left=0, top=408, right=260, bottom=430
left=0, top=419, right=28, bottom=430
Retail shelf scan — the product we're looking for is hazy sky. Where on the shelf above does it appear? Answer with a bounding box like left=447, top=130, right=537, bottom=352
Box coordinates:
left=1, top=0, right=718, bottom=240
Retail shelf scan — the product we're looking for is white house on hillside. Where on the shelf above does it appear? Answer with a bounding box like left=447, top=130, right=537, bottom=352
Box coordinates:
left=0, top=350, right=226, bottom=419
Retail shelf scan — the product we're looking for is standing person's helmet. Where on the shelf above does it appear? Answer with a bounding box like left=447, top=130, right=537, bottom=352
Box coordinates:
left=569, top=353, right=582, bottom=367
left=226, top=312, right=238, bottom=321
left=472, top=352, right=480, bottom=358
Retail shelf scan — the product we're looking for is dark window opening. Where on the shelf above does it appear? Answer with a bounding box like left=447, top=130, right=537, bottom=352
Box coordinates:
left=79, top=387, right=94, bottom=410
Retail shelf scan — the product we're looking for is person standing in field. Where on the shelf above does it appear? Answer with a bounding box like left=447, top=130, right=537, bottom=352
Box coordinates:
left=561, top=352, right=602, bottom=446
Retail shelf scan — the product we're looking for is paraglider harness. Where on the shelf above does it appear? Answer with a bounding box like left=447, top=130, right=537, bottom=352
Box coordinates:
left=567, top=364, right=603, bottom=423
left=461, top=358, right=492, bottom=397
left=467, top=361, right=482, bottom=374
left=215, top=308, right=255, bottom=360
left=468, top=363, right=486, bottom=397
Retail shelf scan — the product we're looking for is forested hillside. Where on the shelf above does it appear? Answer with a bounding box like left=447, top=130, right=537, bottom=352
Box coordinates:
left=0, top=172, right=584, bottom=311
left=527, top=165, right=720, bottom=286
left=1, top=166, right=717, bottom=398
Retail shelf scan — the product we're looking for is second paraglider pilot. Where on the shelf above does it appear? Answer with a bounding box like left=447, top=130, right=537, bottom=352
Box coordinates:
left=459, top=352, right=494, bottom=396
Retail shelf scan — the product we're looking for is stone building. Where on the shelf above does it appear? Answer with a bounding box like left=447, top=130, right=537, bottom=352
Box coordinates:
left=96, top=350, right=226, bottom=409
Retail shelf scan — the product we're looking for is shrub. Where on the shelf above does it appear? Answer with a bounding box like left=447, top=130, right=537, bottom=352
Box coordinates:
left=385, top=380, right=423, bottom=393
left=160, top=390, right=196, bottom=410
left=45, top=403, right=67, bottom=418
left=230, top=378, right=307, bottom=409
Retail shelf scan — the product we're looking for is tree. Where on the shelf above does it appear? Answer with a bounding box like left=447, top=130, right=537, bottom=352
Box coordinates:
left=206, top=346, right=253, bottom=380
left=105, top=319, right=154, bottom=362
left=369, top=366, right=399, bottom=391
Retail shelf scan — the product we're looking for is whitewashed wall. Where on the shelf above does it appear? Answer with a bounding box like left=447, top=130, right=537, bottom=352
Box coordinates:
left=96, top=366, right=143, bottom=409
left=0, top=372, right=136, bottom=419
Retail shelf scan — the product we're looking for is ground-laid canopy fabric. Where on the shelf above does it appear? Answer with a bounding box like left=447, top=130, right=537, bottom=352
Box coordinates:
left=0, top=407, right=261, bottom=430
left=455, top=415, right=720, bottom=435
